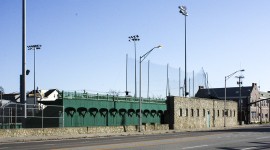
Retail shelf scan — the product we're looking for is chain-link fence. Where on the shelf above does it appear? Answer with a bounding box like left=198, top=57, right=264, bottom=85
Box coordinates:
left=126, top=57, right=208, bottom=98
left=0, top=103, right=64, bottom=128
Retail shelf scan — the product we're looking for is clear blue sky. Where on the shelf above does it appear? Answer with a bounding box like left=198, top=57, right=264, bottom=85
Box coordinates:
left=1, top=0, right=270, bottom=97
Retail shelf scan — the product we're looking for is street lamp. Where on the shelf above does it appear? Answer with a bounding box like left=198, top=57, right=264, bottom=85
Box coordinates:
left=178, top=6, right=188, bottom=97
left=129, top=35, right=140, bottom=99
left=224, top=69, right=245, bottom=127
left=28, top=45, right=42, bottom=106
left=139, top=45, right=162, bottom=132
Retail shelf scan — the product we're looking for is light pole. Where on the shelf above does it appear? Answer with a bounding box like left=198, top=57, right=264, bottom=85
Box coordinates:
left=224, top=69, right=245, bottom=127
left=129, top=35, right=140, bottom=99
left=22, top=0, right=27, bottom=119
left=179, top=6, right=188, bottom=97
left=28, top=45, right=42, bottom=106
left=139, top=45, right=162, bottom=132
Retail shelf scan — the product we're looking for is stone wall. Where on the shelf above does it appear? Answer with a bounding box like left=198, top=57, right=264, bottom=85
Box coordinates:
left=167, top=97, right=238, bottom=130
left=0, top=124, right=169, bottom=138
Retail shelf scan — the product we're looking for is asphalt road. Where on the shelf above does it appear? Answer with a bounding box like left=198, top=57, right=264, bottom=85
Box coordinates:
left=1, top=125, right=270, bottom=150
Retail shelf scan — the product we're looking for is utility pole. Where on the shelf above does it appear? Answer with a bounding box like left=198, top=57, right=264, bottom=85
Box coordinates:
left=236, top=75, right=244, bottom=125
left=224, top=69, right=245, bottom=127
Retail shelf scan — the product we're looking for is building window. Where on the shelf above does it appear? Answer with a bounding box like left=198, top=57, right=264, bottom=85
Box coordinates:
left=251, top=111, right=256, bottom=118
left=222, top=110, right=224, bottom=117
left=230, top=110, right=232, bottom=117
left=203, top=109, right=205, bottom=117
left=197, top=109, right=199, bottom=117
left=179, top=108, right=182, bottom=117
left=191, top=109, right=194, bottom=117
left=217, top=110, right=220, bottom=117
left=186, top=109, right=188, bottom=117
left=234, top=110, right=235, bottom=117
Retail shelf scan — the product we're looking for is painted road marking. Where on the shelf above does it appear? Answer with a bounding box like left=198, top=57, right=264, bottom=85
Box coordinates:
left=112, top=139, right=121, bottom=141
left=256, top=136, right=270, bottom=140
left=241, top=147, right=257, bottom=150
left=182, top=145, right=208, bottom=149
left=44, top=144, right=56, bottom=146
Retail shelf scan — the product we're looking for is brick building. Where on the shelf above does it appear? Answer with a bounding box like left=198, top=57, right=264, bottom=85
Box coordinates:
left=195, top=83, right=269, bottom=124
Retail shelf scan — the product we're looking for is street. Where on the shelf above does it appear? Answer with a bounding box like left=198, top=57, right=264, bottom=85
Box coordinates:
left=0, top=125, right=270, bottom=150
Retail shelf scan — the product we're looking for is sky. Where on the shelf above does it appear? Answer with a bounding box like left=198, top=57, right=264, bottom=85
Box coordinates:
left=1, top=0, right=270, bottom=97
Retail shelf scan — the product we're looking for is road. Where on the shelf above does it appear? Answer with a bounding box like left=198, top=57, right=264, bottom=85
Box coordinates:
left=0, top=125, right=270, bottom=150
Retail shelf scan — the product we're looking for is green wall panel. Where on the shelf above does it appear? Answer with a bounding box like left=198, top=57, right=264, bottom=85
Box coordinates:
left=62, top=91, right=166, bottom=127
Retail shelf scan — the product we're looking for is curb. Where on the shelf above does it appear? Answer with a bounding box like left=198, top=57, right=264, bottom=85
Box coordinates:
left=0, top=124, right=268, bottom=143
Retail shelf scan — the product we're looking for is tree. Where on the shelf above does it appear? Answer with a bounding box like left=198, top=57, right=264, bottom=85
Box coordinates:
left=108, top=90, right=121, bottom=96
left=0, top=86, right=4, bottom=94
left=0, top=86, right=4, bottom=100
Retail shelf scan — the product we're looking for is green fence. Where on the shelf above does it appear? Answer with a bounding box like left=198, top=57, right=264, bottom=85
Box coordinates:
left=62, top=91, right=167, bottom=127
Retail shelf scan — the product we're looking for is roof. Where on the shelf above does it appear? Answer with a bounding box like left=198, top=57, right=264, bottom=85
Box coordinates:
left=28, top=90, right=39, bottom=94
left=0, top=93, right=20, bottom=102
left=195, top=86, right=253, bottom=100
left=259, top=91, right=270, bottom=99
left=44, top=89, right=58, bottom=97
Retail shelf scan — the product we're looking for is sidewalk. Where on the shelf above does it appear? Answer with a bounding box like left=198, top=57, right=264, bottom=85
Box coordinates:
left=0, top=124, right=265, bottom=143
left=0, top=129, right=174, bottom=143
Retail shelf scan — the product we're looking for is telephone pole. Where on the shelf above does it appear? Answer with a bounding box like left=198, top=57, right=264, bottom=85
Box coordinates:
left=236, top=75, right=244, bottom=125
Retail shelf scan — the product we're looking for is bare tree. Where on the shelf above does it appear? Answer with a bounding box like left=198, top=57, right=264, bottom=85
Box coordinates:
left=108, top=90, right=121, bottom=96
left=0, top=86, right=4, bottom=94
left=0, top=86, right=4, bottom=100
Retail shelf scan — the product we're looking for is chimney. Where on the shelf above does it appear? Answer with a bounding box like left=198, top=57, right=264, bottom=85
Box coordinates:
left=199, top=86, right=204, bottom=90
left=252, top=83, right=257, bottom=87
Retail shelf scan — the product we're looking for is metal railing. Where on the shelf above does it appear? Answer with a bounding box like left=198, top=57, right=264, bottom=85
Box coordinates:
left=62, top=91, right=166, bottom=103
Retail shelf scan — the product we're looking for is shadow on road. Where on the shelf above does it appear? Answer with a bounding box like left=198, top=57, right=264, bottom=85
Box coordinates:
left=217, top=141, right=270, bottom=150
left=200, top=125, right=270, bottom=133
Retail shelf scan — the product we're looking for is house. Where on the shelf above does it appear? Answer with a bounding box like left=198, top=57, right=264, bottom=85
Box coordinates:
left=255, top=91, right=270, bottom=123
left=0, top=93, right=21, bottom=103
left=0, top=89, right=59, bottom=105
left=195, top=83, right=269, bottom=124
left=0, top=89, right=61, bottom=128
left=27, top=89, right=60, bottom=103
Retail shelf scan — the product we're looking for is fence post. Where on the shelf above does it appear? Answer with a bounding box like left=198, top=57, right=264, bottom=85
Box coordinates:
left=2, top=108, right=4, bottom=128
left=62, top=106, right=64, bottom=128
left=15, top=104, right=17, bottom=128
left=42, top=107, right=43, bottom=128
left=10, top=108, right=12, bottom=128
